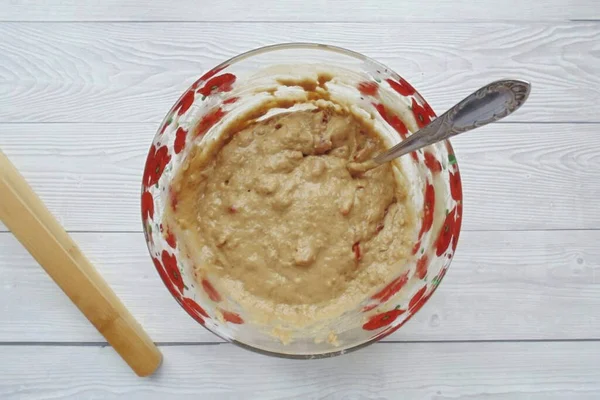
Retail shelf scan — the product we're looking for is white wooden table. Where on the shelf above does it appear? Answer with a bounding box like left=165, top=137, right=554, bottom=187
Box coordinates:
left=1, top=1, right=599, bottom=398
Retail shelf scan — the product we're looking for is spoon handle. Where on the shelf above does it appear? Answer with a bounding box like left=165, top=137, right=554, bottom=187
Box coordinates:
left=374, top=79, right=531, bottom=164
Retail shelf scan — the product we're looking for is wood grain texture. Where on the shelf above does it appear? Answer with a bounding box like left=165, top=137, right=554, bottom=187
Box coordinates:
left=1, top=23, right=599, bottom=123
left=1, top=342, right=599, bottom=399
left=1, top=0, right=598, bottom=395
left=1, top=230, right=598, bottom=343
left=1, top=122, right=598, bottom=233
left=0, top=0, right=598, bottom=22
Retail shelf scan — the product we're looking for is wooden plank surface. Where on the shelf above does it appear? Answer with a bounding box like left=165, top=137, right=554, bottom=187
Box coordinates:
left=1, top=0, right=599, bottom=396
left=1, top=0, right=598, bottom=22
left=1, top=23, right=599, bottom=124
left=1, top=230, right=598, bottom=343
left=1, top=122, right=598, bottom=233
left=1, top=342, right=599, bottom=399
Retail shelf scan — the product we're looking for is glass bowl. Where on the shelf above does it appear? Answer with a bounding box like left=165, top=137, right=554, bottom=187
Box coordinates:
left=141, top=43, right=462, bottom=358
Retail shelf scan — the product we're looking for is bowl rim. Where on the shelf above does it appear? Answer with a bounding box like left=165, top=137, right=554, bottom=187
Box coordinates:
left=142, top=42, right=462, bottom=359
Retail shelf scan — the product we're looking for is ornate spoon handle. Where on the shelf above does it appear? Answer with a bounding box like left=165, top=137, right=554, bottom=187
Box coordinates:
left=373, top=79, right=531, bottom=165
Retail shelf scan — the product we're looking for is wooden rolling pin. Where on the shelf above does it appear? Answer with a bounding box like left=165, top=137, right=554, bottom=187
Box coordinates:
left=0, top=150, right=162, bottom=377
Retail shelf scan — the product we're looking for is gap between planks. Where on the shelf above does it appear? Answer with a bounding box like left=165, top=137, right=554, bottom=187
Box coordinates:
left=2, top=338, right=600, bottom=347
left=0, top=20, right=600, bottom=23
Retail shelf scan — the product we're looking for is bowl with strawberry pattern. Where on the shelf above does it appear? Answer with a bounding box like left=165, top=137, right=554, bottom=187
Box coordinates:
left=141, top=43, right=462, bottom=358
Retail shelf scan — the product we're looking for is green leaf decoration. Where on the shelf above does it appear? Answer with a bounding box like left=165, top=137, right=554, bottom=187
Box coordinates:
left=448, top=154, right=457, bottom=165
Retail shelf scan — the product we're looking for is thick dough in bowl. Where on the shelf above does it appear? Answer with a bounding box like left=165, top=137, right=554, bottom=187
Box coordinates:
left=168, top=107, right=414, bottom=328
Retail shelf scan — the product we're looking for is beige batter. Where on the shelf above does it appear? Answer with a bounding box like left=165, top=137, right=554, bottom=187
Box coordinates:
left=168, top=106, right=414, bottom=328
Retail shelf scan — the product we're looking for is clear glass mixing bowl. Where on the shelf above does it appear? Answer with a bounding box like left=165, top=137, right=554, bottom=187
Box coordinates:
left=141, top=43, right=462, bottom=358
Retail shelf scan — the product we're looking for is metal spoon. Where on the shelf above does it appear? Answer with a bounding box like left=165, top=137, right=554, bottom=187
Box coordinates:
left=348, top=79, right=531, bottom=174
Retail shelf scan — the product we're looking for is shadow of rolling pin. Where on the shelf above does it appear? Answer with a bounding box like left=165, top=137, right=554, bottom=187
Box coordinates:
left=0, top=149, right=162, bottom=377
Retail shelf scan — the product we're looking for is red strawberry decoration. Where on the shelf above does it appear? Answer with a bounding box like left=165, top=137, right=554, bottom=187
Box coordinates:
left=449, top=169, right=462, bottom=202
left=372, top=272, right=409, bottom=303
left=416, top=254, right=429, bottom=279
left=408, top=286, right=430, bottom=316
left=174, top=90, right=195, bottom=116
left=372, top=286, right=436, bottom=338
left=141, top=191, right=154, bottom=221
left=386, top=77, right=416, bottom=97
left=411, top=241, right=421, bottom=255
left=452, top=201, right=463, bottom=252
left=220, top=310, right=244, bottom=324
left=223, top=96, right=239, bottom=105
left=153, top=256, right=182, bottom=301
left=374, top=103, right=408, bottom=138
left=143, top=145, right=171, bottom=188
left=197, top=73, right=236, bottom=97
left=174, top=127, right=187, bottom=155
left=161, top=250, right=184, bottom=294
left=163, top=226, right=177, bottom=249
left=358, top=81, right=378, bottom=96
left=411, top=98, right=435, bottom=129
left=374, top=103, right=387, bottom=119
left=182, top=297, right=208, bottom=323
left=389, top=115, right=408, bottom=139
left=363, top=308, right=405, bottom=331
left=202, top=278, right=222, bottom=302
left=195, top=108, right=226, bottom=137
left=418, top=182, right=435, bottom=240
left=192, top=65, right=228, bottom=89
left=436, top=207, right=457, bottom=257
left=424, top=151, right=442, bottom=173
left=410, top=151, right=419, bottom=163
